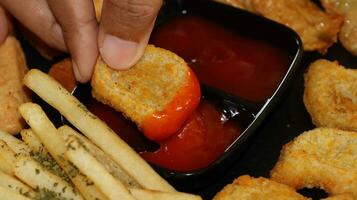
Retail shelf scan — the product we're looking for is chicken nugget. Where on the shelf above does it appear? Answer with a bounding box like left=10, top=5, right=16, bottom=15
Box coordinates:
left=271, top=128, right=357, bottom=198
left=213, top=175, right=307, bottom=200
left=0, top=37, right=31, bottom=134
left=91, top=45, right=201, bottom=141
left=303, top=59, right=357, bottom=131
left=321, top=0, right=357, bottom=56
left=215, top=0, right=343, bottom=53
left=324, top=194, right=354, bottom=200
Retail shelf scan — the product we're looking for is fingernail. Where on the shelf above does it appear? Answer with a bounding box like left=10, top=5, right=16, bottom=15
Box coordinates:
left=100, top=34, right=139, bottom=70
left=72, top=60, right=84, bottom=83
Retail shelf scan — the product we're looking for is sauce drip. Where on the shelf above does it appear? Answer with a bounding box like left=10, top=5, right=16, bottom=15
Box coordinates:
left=141, top=101, right=242, bottom=172
left=141, top=69, right=201, bottom=141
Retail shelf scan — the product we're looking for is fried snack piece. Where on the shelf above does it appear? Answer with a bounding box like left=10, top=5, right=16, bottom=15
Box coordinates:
left=215, top=0, right=343, bottom=53
left=213, top=175, right=307, bottom=200
left=0, top=37, right=31, bottom=134
left=271, top=128, right=357, bottom=198
left=321, top=0, right=357, bottom=56
left=324, top=194, right=355, bottom=200
left=92, top=45, right=201, bottom=141
left=48, top=58, right=77, bottom=92
left=303, top=59, right=357, bottom=131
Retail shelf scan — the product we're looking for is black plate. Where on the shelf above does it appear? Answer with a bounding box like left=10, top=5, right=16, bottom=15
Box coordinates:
left=66, top=0, right=302, bottom=190
left=141, top=0, right=303, bottom=189
left=18, top=0, right=357, bottom=200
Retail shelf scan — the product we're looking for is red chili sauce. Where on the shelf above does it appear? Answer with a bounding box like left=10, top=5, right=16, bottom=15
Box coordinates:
left=141, top=101, right=242, bottom=172
left=151, top=15, right=289, bottom=102
left=87, top=98, right=242, bottom=172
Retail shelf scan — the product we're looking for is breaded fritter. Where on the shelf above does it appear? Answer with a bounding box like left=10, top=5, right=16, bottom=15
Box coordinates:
left=215, top=0, right=343, bottom=53
left=303, top=59, right=357, bottom=131
left=0, top=37, right=31, bottom=134
left=48, top=58, right=76, bottom=92
left=91, top=45, right=200, bottom=141
left=213, top=175, right=307, bottom=200
left=321, top=0, right=357, bottom=56
left=324, top=194, right=354, bottom=200
left=271, top=128, right=357, bottom=198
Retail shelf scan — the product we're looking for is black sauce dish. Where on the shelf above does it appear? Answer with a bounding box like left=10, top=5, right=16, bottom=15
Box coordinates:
left=65, top=0, right=303, bottom=190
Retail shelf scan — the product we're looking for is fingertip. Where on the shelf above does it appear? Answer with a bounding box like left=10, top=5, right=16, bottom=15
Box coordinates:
left=72, top=59, right=93, bottom=83
left=99, top=34, right=143, bottom=70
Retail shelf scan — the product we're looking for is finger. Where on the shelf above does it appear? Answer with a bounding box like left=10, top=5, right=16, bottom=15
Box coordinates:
left=0, top=0, right=66, bottom=51
left=47, top=0, right=98, bottom=83
left=0, top=6, right=7, bottom=44
left=98, top=0, right=162, bottom=69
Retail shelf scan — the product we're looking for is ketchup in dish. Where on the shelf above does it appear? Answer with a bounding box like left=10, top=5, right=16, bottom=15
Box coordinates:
left=151, top=15, right=289, bottom=102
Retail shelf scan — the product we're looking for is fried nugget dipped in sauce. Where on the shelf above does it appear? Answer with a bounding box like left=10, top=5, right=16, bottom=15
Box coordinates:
left=213, top=175, right=307, bottom=200
left=303, top=59, right=357, bottom=132
left=321, top=0, right=357, bottom=56
left=0, top=37, right=31, bottom=134
left=91, top=45, right=201, bottom=141
left=271, top=128, right=357, bottom=198
left=215, top=0, right=343, bottom=53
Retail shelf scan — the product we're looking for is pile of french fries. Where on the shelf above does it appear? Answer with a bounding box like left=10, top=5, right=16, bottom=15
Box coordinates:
left=0, top=69, right=202, bottom=200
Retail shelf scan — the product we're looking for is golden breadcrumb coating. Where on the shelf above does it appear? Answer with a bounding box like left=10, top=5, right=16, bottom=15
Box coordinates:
left=303, top=59, right=357, bottom=132
left=213, top=175, right=307, bottom=200
left=321, top=0, right=357, bottom=56
left=323, top=194, right=354, bottom=200
left=215, top=0, right=343, bottom=53
left=91, top=45, right=191, bottom=126
left=0, top=37, right=31, bottom=134
left=271, top=128, right=357, bottom=198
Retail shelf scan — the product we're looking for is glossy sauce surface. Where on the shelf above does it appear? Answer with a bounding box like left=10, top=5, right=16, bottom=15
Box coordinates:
left=86, top=96, right=242, bottom=172
left=151, top=15, right=289, bottom=102
left=142, top=101, right=242, bottom=172
left=141, top=69, right=201, bottom=141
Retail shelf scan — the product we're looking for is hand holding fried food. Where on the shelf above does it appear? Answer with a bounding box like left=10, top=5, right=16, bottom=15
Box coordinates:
left=321, top=0, right=357, bottom=56
left=271, top=128, right=357, bottom=198
left=303, top=59, right=357, bottom=132
left=213, top=175, right=307, bottom=200
left=92, top=45, right=201, bottom=141
left=215, top=0, right=343, bottom=53
left=0, top=36, right=31, bottom=134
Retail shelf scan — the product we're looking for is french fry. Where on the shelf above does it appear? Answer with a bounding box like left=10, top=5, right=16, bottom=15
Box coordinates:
left=0, top=155, right=13, bottom=175
left=23, top=69, right=175, bottom=192
left=0, top=140, right=16, bottom=171
left=65, top=135, right=136, bottom=200
left=14, top=155, right=83, bottom=200
left=0, top=186, right=32, bottom=200
left=19, top=103, right=108, bottom=200
left=20, top=129, right=45, bottom=153
left=129, top=188, right=202, bottom=200
left=21, top=128, right=72, bottom=185
left=0, top=130, right=30, bottom=155
left=0, top=170, right=36, bottom=198
left=59, top=125, right=140, bottom=188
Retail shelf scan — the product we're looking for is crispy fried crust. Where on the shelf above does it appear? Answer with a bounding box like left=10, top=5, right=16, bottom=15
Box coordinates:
left=303, top=59, right=357, bottom=132
left=271, top=128, right=357, bottom=198
left=213, top=175, right=307, bottom=200
left=321, top=0, right=357, bottom=56
left=323, top=194, right=355, bottom=200
left=0, top=37, right=31, bottom=134
left=215, top=0, right=343, bottom=53
left=91, top=45, right=191, bottom=126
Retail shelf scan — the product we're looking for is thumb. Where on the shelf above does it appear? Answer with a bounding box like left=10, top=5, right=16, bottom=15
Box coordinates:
left=98, top=0, right=162, bottom=70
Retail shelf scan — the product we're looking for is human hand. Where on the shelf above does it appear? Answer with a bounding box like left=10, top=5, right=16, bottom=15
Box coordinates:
left=0, top=0, right=162, bottom=82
